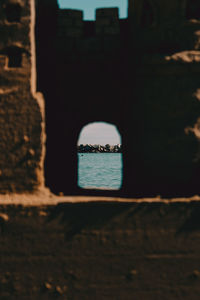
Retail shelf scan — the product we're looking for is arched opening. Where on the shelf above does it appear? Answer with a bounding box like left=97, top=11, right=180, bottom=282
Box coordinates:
left=58, top=0, right=128, bottom=20
left=141, top=0, right=155, bottom=28
left=5, top=3, right=22, bottom=23
left=186, top=0, right=200, bottom=20
left=77, top=122, right=123, bottom=190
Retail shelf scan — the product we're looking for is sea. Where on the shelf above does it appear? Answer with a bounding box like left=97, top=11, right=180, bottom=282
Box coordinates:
left=78, top=153, right=123, bottom=189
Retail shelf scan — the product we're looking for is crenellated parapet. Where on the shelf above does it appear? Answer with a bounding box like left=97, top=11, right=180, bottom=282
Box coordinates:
left=95, top=8, right=120, bottom=36
left=56, top=7, right=124, bottom=55
left=56, top=1, right=200, bottom=56
left=57, top=7, right=121, bottom=37
left=57, top=9, right=83, bottom=38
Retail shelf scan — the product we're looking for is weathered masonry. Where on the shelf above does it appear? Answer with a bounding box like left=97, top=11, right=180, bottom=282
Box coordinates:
left=1, top=2, right=200, bottom=300
left=0, top=0, right=44, bottom=193
left=1, top=0, right=200, bottom=197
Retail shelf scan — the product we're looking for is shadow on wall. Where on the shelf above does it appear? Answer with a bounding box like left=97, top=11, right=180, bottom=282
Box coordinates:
left=5, top=2, right=22, bottom=23
left=186, top=0, right=200, bottom=19
left=47, top=201, right=133, bottom=240
left=47, top=201, right=200, bottom=241
left=36, top=0, right=200, bottom=198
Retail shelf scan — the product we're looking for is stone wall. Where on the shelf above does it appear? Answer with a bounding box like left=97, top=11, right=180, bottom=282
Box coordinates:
left=0, top=0, right=43, bottom=193
left=1, top=1, right=200, bottom=299
left=0, top=199, right=200, bottom=299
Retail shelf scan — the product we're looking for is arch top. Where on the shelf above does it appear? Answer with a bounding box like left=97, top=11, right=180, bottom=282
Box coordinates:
left=77, top=121, right=123, bottom=191
left=78, top=122, right=122, bottom=146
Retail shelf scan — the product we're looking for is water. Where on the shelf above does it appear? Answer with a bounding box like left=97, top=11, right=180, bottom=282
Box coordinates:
left=78, top=153, right=123, bottom=189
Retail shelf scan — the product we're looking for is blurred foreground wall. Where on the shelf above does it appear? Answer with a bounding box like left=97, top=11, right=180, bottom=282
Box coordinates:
left=0, top=199, right=200, bottom=299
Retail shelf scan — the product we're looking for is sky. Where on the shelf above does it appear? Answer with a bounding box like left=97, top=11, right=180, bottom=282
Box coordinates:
left=78, top=122, right=121, bottom=145
left=58, top=0, right=128, bottom=20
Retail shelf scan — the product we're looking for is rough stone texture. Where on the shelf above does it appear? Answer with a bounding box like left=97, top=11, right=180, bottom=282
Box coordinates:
left=0, top=0, right=43, bottom=193
left=0, top=198, right=199, bottom=299
left=1, top=2, right=200, bottom=299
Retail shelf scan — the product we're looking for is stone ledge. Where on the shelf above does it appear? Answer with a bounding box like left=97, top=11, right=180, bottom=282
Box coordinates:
left=0, top=189, right=200, bottom=206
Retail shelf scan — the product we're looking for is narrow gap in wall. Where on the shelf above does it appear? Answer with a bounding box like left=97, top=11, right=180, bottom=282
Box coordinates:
left=58, top=0, right=128, bottom=20
left=77, top=122, right=123, bottom=190
left=7, top=47, right=22, bottom=68
left=5, top=3, right=22, bottom=23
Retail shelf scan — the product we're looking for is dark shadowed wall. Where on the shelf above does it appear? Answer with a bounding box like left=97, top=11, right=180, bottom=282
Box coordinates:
left=35, top=0, right=200, bottom=197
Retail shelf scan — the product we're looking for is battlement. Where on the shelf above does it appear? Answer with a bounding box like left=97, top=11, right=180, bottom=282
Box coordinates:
left=57, top=7, right=124, bottom=55
left=57, top=9, right=83, bottom=38
left=96, top=8, right=120, bottom=35
left=57, top=7, right=121, bottom=38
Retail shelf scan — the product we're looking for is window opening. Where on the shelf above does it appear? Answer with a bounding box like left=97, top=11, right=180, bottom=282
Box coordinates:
left=5, top=3, right=22, bottom=23
left=77, top=122, right=123, bottom=190
left=58, top=0, right=128, bottom=20
left=7, top=47, right=22, bottom=68
left=186, top=0, right=200, bottom=20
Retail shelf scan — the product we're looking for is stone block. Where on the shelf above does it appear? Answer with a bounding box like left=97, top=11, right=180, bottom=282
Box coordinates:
left=58, top=26, right=83, bottom=38
left=57, top=9, right=83, bottom=38
left=58, top=18, right=73, bottom=27
left=104, top=25, right=120, bottom=35
left=96, top=7, right=119, bottom=18
left=96, top=17, right=110, bottom=27
left=95, top=8, right=120, bottom=36
left=59, top=9, right=83, bottom=19
left=65, top=27, right=82, bottom=38
left=73, top=19, right=83, bottom=28
left=95, top=27, right=103, bottom=35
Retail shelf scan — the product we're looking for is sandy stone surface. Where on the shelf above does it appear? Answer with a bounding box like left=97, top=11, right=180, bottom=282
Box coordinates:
left=0, top=188, right=200, bottom=206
